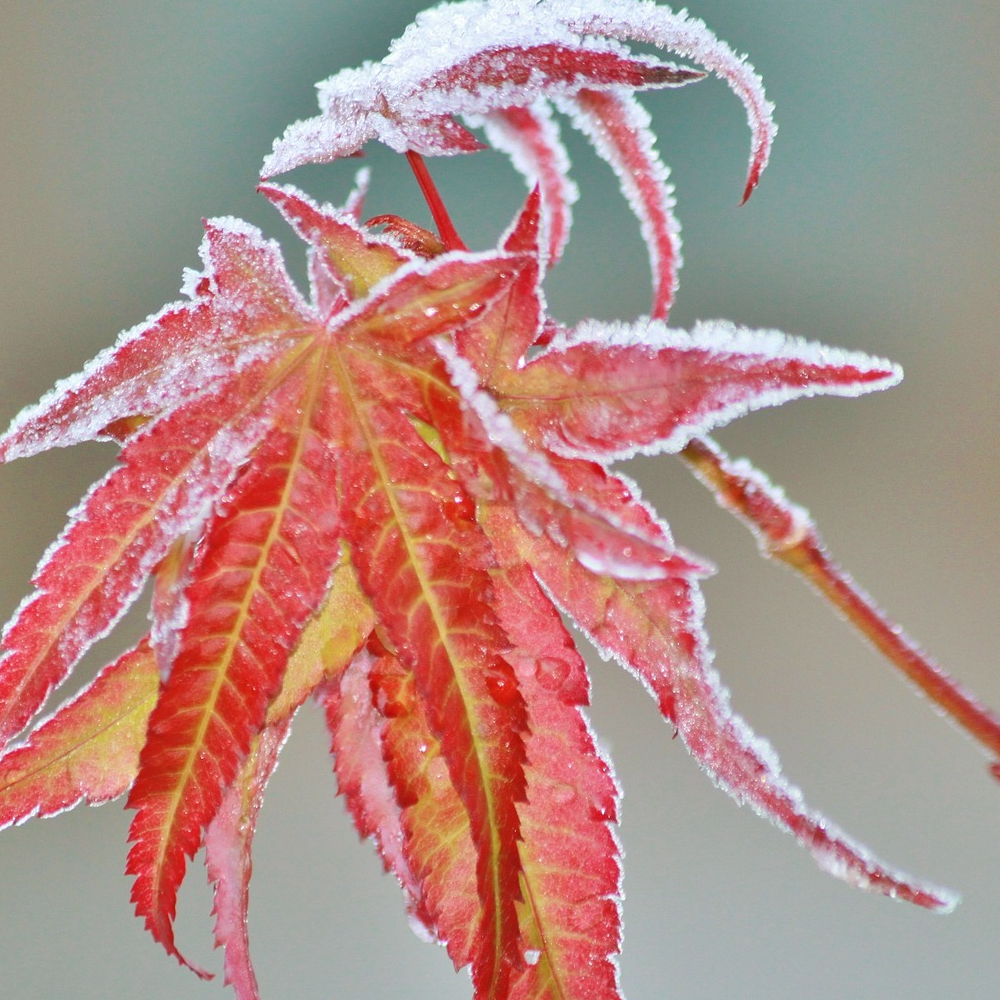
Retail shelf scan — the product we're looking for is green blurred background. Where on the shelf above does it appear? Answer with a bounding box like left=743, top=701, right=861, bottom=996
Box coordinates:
left=1, top=1, right=998, bottom=998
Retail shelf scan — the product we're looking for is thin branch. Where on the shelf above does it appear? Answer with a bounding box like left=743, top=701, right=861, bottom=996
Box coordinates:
left=680, top=435, right=1000, bottom=768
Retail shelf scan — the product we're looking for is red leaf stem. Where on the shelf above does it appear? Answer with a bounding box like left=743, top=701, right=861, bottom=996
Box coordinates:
left=406, top=151, right=468, bottom=252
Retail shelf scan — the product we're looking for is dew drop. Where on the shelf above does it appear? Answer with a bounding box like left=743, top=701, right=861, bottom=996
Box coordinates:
left=535, top=656, right=571, bottom=692
left=523, top=949, right=541, bottom=966
left=485, top=667, right=518, bottom=705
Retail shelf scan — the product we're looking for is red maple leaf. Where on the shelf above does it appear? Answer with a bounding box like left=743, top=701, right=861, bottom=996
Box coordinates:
left=2, top=3, right=999, bottom=1000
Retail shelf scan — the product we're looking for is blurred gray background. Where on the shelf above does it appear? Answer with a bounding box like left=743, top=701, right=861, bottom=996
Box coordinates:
left=1, top=1, right=998, bottom=998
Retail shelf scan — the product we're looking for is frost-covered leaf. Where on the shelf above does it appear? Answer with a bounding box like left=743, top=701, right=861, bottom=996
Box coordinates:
left=259, top=182, right=412, bottom=303
left=557, top=87, right=680, bottom=317
left=2, top=4, right=994, bottom=1000
left=263, top=5, right=706, bottom=173
left=324, top=653, right=427, bottom=926
left=0, top=221, right=311, bottom=463
left=479, top=103, right=577, bottom=266
left=496, top=508, right=957, bottom=913
left=207, top=554, right=376, bottom=1000
left=488, top=555, right=623, bottom=1000
left=0, top=371, right=278, bottom=753
left=335, top=651, right=479, bottom=961
left=493, top=318, right=902, bottom=460
left=262, top=0, right=776, bottom=311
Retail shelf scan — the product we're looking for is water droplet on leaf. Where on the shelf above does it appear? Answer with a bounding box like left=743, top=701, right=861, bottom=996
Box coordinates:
left=535, top=656, right=571, bottom=691
left=485, top=666, right=518, bottom=704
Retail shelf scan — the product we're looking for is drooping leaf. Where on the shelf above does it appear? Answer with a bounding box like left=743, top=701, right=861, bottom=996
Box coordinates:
left=343, top=651, right=481, bottom=962
left=332, top=378, right=528, bottom=998
left=479, top=103, right=577, bottom=267
left=207, top=552, right=376, bottom=1000
left=560, top=87, right=681, bottom=319
left=498, top=509, right=957, bottom=912
left=488, top=556, right=623, bottom=1000
left=324, top=652, right=428, bottom=927
left=126, top=363, right=345, bottom=963
left=205, top=720, right=290, bottom=1000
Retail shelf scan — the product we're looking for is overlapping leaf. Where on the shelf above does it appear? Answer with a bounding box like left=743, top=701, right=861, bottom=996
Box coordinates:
left=0, top=178, right=539, bottom=991
left=0, top=370, right=280, bottom=753
left=125, top=360, right=346, bottom=965
left=333, top=387, right=528, bottom=997
left=490, top=557, right=623, bottom=1000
